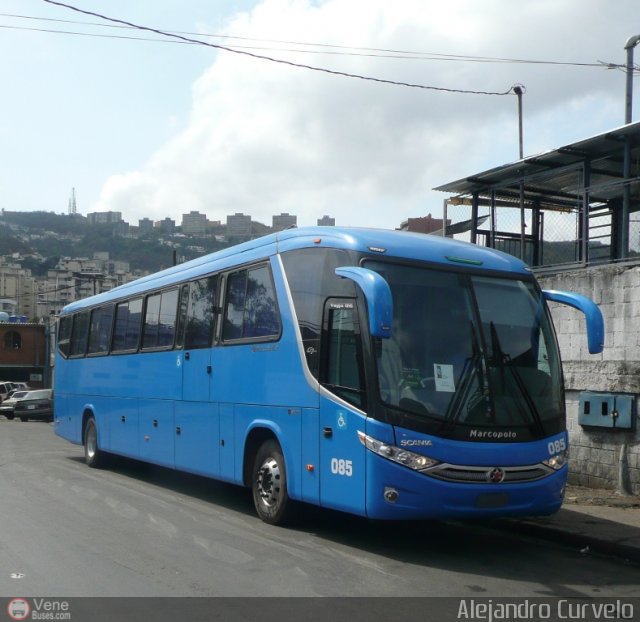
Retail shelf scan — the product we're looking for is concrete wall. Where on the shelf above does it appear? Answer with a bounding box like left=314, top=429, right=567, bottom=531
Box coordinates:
left=538, top=263, right=640, bottom=494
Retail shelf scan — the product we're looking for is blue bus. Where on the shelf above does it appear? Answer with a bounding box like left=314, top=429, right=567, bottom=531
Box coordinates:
left=54, top=227, right=603, bottom=525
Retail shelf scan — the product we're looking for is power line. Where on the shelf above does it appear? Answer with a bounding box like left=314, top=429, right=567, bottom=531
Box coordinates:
left=39, top=0, right=515, bottom=96
left=2, top=11, right=626, bottom=69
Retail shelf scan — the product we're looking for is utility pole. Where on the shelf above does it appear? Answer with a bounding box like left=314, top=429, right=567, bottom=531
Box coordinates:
left=513, top=85, right=525, bottom=159
left=624, top=34, right=640, bottom=124
left=621, top=34, right=640, bottom=259
left=513, top=85, right=526, bottom=260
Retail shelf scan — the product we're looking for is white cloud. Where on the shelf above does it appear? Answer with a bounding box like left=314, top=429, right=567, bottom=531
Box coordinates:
left=92, top=0, right=639, bottom=229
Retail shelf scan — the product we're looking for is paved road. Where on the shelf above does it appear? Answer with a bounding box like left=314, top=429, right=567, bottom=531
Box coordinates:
left=1, top=420, right=638, bottom=598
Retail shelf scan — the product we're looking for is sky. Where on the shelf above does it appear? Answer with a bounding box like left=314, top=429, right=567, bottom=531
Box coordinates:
left=0, top=0, right=639, bottom=230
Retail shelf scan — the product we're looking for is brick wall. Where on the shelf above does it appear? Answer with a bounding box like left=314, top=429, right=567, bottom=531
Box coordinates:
left=538, top=264, right=640, bottom=494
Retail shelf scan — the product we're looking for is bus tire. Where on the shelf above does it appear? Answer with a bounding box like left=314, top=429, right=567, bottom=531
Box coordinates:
left=84, top=417, right=108, bottom=468
left=252, top=440, right=295, bottom=525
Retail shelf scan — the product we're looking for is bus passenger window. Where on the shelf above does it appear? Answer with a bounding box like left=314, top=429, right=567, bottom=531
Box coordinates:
left=222, top=265, right=280, bottom=341
left=87, top=305, right=114, bottom=355
left=57, top=316, right=73, bottom=358
left=112, top=298, right=143, bottom=352
left=142, top=289, right=179, bottom=350
left=184, top=277, right=216, bottom=350
left=69, top=311, right=90, bottom=357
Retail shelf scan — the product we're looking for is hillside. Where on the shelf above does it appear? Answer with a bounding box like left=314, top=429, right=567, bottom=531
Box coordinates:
left=0, top=211, right=234, bottom=273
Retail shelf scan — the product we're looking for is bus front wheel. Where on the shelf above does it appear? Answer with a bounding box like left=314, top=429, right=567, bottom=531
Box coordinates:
left=252, top=440, right=294, bottom=525
left=84, top=417, right=107, bottom=468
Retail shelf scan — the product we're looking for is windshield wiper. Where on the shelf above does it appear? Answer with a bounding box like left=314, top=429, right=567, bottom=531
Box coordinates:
left=441, top=322, right=488, bottom=432
left=489, top=322, right=544, bottom=434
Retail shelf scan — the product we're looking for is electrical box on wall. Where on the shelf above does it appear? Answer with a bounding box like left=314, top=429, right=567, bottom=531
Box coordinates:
left=578, top=392, right=635, bottom=430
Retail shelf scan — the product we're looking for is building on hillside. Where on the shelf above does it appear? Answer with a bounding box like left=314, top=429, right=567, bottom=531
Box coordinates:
left=181, top=211, right=208, bottom=236
left=0, top=265, right=36, bottom=319
left=155, top=218, right=176, bottom=233
left=317, top=215, right=335, bottom=226
left=226, top=213, right=252, bottom=242
left=139, top=218, right=154, bottom=233
left=272, top=212, right=297, bottom=232
left=87, top=211, right=122, bottom=225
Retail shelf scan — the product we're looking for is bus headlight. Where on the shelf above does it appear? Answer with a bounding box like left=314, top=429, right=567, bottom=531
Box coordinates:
left=543, top=449, right=569, bottom=470
left=358, top=431, right=440, bottom=472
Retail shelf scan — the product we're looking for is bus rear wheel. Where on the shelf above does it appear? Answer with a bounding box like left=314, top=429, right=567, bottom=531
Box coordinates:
left=84, top=417, right=108, bottom=468
left=252, top=440, right=295, bottom=525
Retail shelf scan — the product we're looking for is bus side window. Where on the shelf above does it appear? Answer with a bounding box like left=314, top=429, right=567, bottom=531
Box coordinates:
left=112, top=298, right=143, bottom=352
left=184, top=276, right=217, bottom=350
left=87, top=305, right=114, bottom=355
left=222, top=265, right=280, bottom=342
left=321, top=300, right=365, bottom=409
left=69, top=311, right=90, bottom=357
left=142, top=288, right=179, bottom=350
left=57, top=315, right=73, bottom=358
left=175, top=284, right=190, bottom=349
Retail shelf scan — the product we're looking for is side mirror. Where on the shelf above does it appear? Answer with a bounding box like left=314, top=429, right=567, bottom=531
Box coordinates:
left=335, top=267, right=393, bottom=338
left=542, top=289, right=604, bottom=354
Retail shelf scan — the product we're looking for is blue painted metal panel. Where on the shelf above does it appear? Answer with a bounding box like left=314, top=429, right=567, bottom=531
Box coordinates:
left=300, top=408, right=320, bottom=504
left=218, top=403, right=235, bottom=482
left=175, top=401, right=220, bottom=477
left=319, top=396, right=367, bottom=515
left=139, top=399, right=175, bottom=466
left=579, top=392, right=635, bottom=429
left=182, top=349, right=212, bottom=402
left=106, top=398, right=139, bottom=458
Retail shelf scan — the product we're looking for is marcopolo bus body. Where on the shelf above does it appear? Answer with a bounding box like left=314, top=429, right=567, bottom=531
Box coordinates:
left=53, top=227, right=604, bottom=524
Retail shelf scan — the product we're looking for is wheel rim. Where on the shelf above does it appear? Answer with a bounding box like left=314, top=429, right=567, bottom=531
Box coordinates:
left=86, top=424, right=97, bottom=460
left=256, top=457, right=281, bottom=508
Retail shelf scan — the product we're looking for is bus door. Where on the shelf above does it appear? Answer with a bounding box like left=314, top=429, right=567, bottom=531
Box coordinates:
left=175, top=276, right=220, bottom=475
left=319, top=299, right=367, bottom=514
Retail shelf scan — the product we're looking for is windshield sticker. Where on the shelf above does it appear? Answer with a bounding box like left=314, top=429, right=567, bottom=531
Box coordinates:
left=434, top=364, right=455, bottom=392
left=401, top=368, right=423, bottom=389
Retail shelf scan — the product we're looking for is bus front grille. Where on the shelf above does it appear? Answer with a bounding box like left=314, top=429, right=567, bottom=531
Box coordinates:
left=425, top=463, right=553, bottom=484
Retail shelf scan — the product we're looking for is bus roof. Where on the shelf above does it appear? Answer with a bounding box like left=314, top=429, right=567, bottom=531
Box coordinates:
left=61, top=227, right=530, bottom=314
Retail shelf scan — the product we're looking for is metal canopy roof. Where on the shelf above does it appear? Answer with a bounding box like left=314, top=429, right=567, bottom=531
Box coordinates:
left=434, top=120, right=640, bottom=207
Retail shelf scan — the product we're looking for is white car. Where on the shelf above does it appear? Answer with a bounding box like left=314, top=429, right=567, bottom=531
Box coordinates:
left=0, top=390, right=29, bottom=420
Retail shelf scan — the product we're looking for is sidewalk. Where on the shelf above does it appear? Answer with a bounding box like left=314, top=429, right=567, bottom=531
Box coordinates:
left=499, top=485, right=640, bottom=564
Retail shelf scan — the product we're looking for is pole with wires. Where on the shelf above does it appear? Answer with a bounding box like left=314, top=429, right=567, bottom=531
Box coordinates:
left=622, top=35, right=640, bottom=259
left=513, top=85, right=526, bottom=260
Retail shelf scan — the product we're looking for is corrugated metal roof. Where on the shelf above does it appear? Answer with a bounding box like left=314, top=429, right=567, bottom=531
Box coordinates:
left=434, top=120, right=640, bottom=204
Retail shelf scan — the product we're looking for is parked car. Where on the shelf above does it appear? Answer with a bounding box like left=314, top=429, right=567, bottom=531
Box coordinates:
left=8, top=382, right=29, bottom=396
left=0, top=390, right=30, bottom=420
left=13, top=389, right=53, bottom=422
left=0, top=381, right=16, bottom=403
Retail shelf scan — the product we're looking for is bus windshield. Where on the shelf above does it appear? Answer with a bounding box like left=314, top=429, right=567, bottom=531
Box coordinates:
left=368, top=261, right=564, bottom=438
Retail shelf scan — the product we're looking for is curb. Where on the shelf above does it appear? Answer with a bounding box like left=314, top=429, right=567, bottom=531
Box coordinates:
left=494, top=518, right=640, bottom=565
